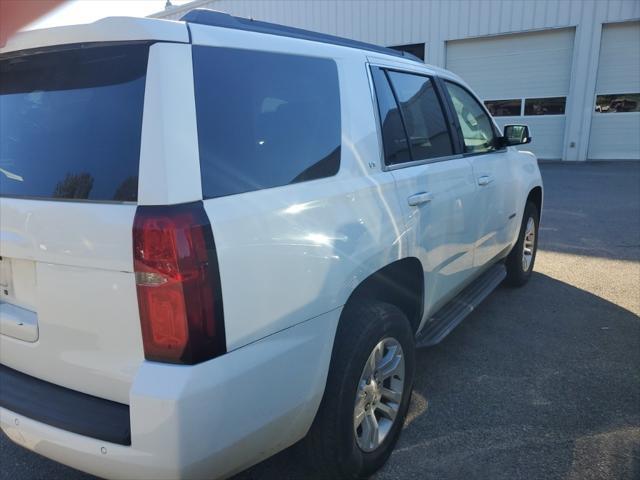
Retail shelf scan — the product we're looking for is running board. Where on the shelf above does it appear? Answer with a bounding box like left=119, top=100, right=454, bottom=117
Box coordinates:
left=416, top=263, right=506, bottom=348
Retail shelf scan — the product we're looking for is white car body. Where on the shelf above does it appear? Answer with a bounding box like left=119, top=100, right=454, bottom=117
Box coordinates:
left=0, top=13, right=542, bottom=480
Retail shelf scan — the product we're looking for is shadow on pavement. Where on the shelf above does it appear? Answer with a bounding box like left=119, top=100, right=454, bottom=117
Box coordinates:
left=233, top=271, right=640, bottom=479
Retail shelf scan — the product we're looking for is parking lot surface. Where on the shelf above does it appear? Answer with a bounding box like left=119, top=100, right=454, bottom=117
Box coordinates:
left=1, top=162, right=639, bottom=480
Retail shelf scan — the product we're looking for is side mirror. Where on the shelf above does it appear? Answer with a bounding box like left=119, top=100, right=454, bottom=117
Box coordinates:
left=502, top=125, right=532, bottom=146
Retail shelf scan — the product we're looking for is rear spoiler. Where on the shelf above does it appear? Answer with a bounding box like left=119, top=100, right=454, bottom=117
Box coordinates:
left=1, top=16, right=188, bottom=55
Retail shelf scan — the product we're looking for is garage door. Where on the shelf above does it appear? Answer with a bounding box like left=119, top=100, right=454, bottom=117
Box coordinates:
left=588, top=21, right=640, bottom=160
left=446, top=28, right=575, bottom=160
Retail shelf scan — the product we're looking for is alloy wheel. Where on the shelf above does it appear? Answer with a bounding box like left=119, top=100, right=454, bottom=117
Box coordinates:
left=353, top=337, right=405, bottom=452
left=522, top=216, right=536, bottom=271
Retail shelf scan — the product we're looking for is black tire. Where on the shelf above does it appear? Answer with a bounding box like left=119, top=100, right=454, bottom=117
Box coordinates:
left=303, top=301, right=415, bottom=479
left=505, top=201, right=539, bottom=287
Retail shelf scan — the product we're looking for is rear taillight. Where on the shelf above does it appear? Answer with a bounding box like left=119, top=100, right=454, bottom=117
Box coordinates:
left=133, top=202, right=225, bottom=364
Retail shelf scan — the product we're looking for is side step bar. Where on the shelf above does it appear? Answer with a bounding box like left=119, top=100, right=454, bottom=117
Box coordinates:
left=416, top=263, right=506, bottom=348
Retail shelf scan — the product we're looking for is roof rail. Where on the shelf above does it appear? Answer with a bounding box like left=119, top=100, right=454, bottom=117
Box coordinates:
left=180, top=9, right=422, bottom=63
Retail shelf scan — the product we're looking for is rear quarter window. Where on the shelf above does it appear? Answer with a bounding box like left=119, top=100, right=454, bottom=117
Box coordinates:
left=193, top=46, right=341, bottom=199
left=0, top=43, right=149, bottom=202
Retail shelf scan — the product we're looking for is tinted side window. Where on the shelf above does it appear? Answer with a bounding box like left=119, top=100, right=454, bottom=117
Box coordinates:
left=0, top=44, right=148, bottom=201
left=445, top=81, right=496, bottom=154
left=370, top=67, right=411, bottom=165
left=193, top=47, right=341, bottom=199
left=387, top=71, right=453, bottom=161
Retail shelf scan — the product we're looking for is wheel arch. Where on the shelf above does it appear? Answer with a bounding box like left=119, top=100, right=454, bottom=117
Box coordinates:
left=339, top=257, right=424, bottom=334
left=527, top=185, right=543, bottom=216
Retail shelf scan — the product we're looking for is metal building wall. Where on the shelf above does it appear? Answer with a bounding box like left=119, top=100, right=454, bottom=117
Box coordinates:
left=153, top=0, right=640, bottom=160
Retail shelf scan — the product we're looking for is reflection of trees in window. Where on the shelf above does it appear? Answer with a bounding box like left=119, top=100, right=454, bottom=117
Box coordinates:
left=524, top=97, right=566, bottom=115
left=52, top=172, right=94, bottom=199
left=113, top=176, right=138, bottom=202
left=595, top=93, right=640, bottom=113
left=484, top=99, right=521, bottom=117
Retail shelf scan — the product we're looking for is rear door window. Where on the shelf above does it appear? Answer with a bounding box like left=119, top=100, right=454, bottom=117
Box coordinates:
left=193, top=47, right=341, bottom=199
left=370, top=67, right=411, bottom=165
left=371, top=67, right=454, bottom=165
left=0, top=44, right=149, bottom=201
left=386, top=71, right=454, bottom=161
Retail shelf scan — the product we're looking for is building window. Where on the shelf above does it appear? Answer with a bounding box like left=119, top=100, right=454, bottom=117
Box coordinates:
left=524, top=97, right=566, bottom=115
left=388, top=43, right=425, bottom=61
left=484, top=99, right=522, bottom=117
left=595, top=93, right=640, bottom=113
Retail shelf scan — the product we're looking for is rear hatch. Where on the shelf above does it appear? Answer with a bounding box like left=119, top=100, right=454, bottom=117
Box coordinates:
left=0, top=42, right=150, bottom=404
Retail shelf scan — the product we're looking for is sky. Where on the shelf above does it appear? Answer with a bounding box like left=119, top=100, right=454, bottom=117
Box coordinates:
left=25, top=0, right=192, bottom=30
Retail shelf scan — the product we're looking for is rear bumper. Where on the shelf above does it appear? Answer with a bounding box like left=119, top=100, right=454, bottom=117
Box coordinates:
left=0, top=307, right=340, bottom=480
left=0, top=365, right=130, bottom=445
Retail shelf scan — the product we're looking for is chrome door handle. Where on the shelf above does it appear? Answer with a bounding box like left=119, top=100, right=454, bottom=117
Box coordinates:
left=408, top=192, right=434, bottom=206
left=478, top=175, right=494, bottom=186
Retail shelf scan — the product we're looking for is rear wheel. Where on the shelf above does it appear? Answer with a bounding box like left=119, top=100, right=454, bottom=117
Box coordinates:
left=304, top=301, right=415, bottom=479
left=505, top=201, right=539, bottom=287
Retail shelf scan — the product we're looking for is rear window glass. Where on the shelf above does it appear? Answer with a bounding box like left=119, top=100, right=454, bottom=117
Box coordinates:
left=0, top=44, right=149, bottom=201
left=193, top=46, right=341, bottom=199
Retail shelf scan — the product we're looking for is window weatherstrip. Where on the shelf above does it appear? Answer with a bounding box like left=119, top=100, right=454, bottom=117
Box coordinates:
left=365, top=64, right=387, bottom=170
left=382, top=69, right=415, bottom=163
left=384, top=153, right=464, bottom=171
left=433, top=75, right=464, bottom=155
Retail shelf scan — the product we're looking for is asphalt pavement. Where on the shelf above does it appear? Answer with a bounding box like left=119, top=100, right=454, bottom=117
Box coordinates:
left=1, top=162, right=639, bottom=480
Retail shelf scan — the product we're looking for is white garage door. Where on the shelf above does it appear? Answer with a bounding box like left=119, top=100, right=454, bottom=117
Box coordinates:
left=446, top=28, right=575, bottom=160
left=588, top=21, right=640, bottom=160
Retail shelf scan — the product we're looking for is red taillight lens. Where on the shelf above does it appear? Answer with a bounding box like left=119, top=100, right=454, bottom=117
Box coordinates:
left=133, top=202, right=225, bottom=364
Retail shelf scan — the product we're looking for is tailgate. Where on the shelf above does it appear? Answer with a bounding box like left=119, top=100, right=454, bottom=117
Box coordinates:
left=0, top=43, right=149, bottom=404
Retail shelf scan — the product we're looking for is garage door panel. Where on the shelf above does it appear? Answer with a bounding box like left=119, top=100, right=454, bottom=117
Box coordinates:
left=589, top=114, right=640, bottom=160
left=447, top=50, right=572, bottom=99
left=589, top=22, right=640, bottom=160
left=446, top=28, right=574, bottom=160
left=494, top=116, right=565, bottom=160
left=446, top=28, right=574, bottom=57
left=595, top=22, right=640, bottom=94
left=446, top=28, right=575, bottom=99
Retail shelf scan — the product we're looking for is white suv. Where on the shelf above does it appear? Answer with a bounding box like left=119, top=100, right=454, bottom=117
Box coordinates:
left=0, top=10, right=542, bottom=480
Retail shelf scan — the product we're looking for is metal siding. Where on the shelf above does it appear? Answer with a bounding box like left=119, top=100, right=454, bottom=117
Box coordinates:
left=152, top=0, right=640, bottom=160
left=156, top=0, right=638, bottom=44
